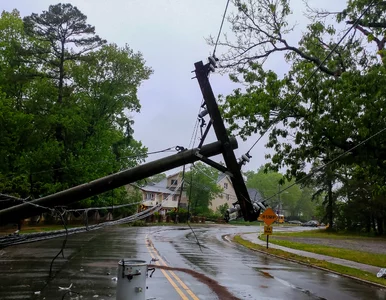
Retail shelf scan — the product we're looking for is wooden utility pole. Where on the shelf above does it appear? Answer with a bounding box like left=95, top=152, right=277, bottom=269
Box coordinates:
left=194, top=60, right=258, bottom=222
left=0, top=139, right=237, bottom=225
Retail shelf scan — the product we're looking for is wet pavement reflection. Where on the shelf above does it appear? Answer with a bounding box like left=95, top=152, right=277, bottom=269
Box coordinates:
left=150, top=225, right=386, bottom=300
left=1, top=225, right=386, bottom=300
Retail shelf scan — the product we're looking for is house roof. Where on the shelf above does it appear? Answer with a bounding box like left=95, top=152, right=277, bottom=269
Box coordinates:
left=167, top=171, right=182, bottom=179
left=157, top=178, right=168, bottom=188
left=247, top=188, right=264, bottom=202
left=217, top=173, right=231, bottom=183
left=139, top=184, right=171, bottom=194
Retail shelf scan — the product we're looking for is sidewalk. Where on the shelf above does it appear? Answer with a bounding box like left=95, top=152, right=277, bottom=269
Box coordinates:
left=240, top=233, right=380, bottom=274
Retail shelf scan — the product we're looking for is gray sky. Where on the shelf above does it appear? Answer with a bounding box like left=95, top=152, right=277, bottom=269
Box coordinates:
left=2, top=0, right=347, bottom=176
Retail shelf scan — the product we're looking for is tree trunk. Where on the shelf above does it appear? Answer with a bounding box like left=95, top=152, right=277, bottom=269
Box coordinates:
left=365, top=216, right=371, bottom=233
left=372, top=215, right=377, bottom=233
left=58, top=40, right=65, bottom=104
left=327, top=179, right=334, bottom=231
left=377, top=218, right=384, bottom=235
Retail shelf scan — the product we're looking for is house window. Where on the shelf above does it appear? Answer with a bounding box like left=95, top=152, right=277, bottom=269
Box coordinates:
left=173, top=195, right=179, bottom=201
left=163, top=194, right=169, bottom=200
left=171, top=179, right=178, bottom=185
left=226, top=194, right=230, bottom=201
left=146, top=193, right=154, bottom=200
left=224, top=183, right=228, bottom=189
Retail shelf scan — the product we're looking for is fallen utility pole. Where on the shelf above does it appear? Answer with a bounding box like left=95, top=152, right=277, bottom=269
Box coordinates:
left=194, top=60, right=259, bottom=222
left=0, top=139, right=237, bottom=225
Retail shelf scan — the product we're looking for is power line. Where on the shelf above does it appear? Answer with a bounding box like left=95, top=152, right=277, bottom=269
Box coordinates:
left=262, top=126, right=386, bottom=203
left=0, top=181, right=185, bottom=248
left=189, top=99, right=205, bottom=149
left=31, top=147, right=178, bottom=175
left=246, top=0, right=377, bottom=155
left=0, top=147, right=178, bottom=183
left=213, top=0, right=231, bottom=57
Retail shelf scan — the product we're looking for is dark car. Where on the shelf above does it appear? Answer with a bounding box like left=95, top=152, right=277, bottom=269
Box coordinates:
left=302, top=220, right=319, bottom=227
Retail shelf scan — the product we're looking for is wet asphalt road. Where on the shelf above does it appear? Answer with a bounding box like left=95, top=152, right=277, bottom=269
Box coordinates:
left=1, top=225, right=386, bottom=300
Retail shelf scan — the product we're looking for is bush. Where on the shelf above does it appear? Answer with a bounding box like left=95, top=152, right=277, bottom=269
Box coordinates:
left=167, top=208, right=190, bottom=223
left=197, top=210, right=221, bottom=221
left=130, top=220, right=146, bottom=227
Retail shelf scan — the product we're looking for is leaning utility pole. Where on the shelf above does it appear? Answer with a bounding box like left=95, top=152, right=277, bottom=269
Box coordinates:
left=193, top=59, right=260, bottom=222
left=0, top=139, right=237, bottom=225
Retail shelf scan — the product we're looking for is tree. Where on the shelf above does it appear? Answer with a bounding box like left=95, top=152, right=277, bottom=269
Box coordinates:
left=245, top=167, right=302, bottom=216
left=216, top=203, right=229, bottom=216
left=185, top=163, right=223, bottom=215
left=211, top=0, right=386, bottom=233
left=0, top=7, right=152, bottom=215
left=23, top=3, right=106, bottom=104
left=147, top=173, right=167, bottom=184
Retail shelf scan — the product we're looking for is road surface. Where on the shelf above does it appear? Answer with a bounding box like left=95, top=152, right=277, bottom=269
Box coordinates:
left=0, top=225, right=385, bottom=299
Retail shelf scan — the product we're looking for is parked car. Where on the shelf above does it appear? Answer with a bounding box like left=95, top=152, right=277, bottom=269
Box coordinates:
left=287, top=220, right=302, bottom=225
left=302, top=220, right=319, bottom=227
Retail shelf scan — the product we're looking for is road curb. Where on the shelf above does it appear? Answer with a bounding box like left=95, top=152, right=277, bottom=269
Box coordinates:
left=230, top=234, right=386, bottom=289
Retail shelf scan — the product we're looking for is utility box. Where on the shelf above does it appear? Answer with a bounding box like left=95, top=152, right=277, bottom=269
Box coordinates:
left=116, top=259, right=147, bottom=300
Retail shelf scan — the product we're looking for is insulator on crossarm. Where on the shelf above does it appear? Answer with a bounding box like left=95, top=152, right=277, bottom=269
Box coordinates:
left=208, top=56, right=218, bottom=68
left=198, top=109, right=208, bottom=118
left=241, top=154, right=250, bottom=163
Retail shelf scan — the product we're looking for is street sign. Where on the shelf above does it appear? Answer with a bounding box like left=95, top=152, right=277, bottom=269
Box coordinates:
left=264, top=225, right=273, bottom=235
left=260, top=208, right=278, bottom=226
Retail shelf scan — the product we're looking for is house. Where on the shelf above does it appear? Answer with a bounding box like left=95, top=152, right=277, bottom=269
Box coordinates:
left=165, top=172, right=189, bottom=208
left=134, top=171, right=189, bottom=212
left=133, top=169, right=264, bottom=215
left=209, top=173, right=237, bottom=211
left=210, top=176, right=265, bottom=213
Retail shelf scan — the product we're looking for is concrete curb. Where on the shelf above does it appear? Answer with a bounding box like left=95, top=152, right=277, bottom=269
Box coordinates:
left=230, top=234, right=386, bottom=289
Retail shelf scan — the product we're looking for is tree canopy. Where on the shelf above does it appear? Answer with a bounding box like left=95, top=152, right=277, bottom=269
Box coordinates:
left=211, top=0, right=386, bottom=233
left=245, top=167, right=320, bottom=220
left=0, top=5, right=152, bottom=213
left=185, top=163, right=223, bottom=215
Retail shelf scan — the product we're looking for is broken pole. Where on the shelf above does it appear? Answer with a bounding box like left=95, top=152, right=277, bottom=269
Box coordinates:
left=194, top=61, right=258, bottom=222
left=0, top=138, right=238, bottom=224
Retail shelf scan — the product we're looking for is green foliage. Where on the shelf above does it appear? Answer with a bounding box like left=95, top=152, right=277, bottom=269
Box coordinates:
left=214, top=0, right=386, bottom=234
left=0, top=6, right=152, bottom=214
left=147, top=173, right=167, bottom=184
left=216, top=203, right=229, bottom=216
left=185, top=163, right=223, bottom=215
left=245, top=167, right=306, bottom=217
left=196, top=209, right=221, bottom=220
left=167, top=208, right=189, bottom=223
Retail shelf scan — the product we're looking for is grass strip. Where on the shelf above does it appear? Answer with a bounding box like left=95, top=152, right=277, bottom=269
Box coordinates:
left=273, top=229, right=386, bottom=239
left=234, top=235, right=386, bottom=287
left=261, top=236, right=386, bottom=267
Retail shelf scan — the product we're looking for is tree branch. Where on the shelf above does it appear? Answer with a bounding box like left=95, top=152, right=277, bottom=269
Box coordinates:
left=347, top=20, right=386, bottom=29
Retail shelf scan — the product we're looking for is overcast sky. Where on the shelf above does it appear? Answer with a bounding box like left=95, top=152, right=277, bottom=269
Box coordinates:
left=2, top=0, right=347, bottom=176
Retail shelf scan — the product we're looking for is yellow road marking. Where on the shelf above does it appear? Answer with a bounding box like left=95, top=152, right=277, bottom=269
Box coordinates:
left=146, top=243, right=189, bottom=300
left=153, top=253, right=200, bottom=300
left=146, top=237, right=200, bottom=300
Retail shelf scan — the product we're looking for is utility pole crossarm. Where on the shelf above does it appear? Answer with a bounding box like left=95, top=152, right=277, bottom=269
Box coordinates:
left=194, top=61, right=258, bottom=222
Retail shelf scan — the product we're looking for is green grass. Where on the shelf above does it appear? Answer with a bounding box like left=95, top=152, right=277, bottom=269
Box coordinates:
left=260, top=236, right=386, bottom=267
left=273, top=229, right=384, bottom=239
left=234, top=235, right=386, bottom=286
